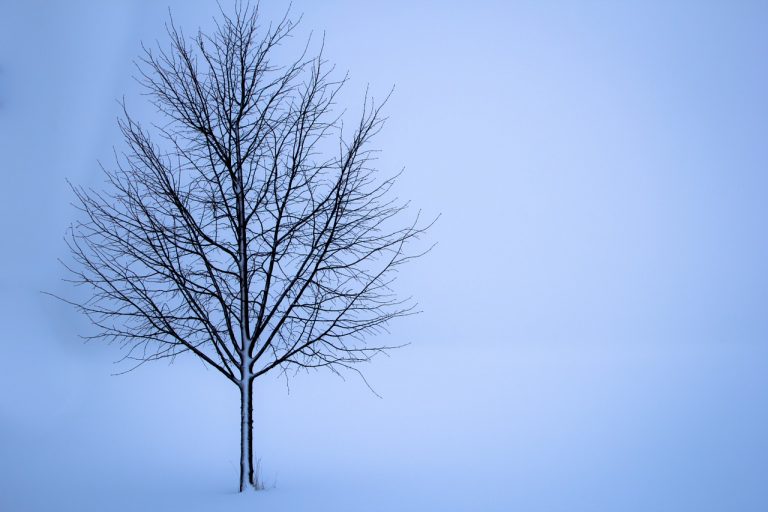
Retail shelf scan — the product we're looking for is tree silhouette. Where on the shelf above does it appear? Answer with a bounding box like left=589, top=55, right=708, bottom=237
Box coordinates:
left=59, top=4, right=431, bottom=491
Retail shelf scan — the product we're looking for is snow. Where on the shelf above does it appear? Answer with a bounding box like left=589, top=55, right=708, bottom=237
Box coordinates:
left=3, top=302, right=768, bottom=512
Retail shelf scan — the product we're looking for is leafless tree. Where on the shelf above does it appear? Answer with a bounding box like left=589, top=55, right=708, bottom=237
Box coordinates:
left=59, top=4, right=431, bottom=492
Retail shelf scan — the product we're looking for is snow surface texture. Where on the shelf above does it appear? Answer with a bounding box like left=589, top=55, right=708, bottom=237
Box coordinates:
left=3, top=1, right=768, bottom=510
left=3, top=325, right=768, bottom=511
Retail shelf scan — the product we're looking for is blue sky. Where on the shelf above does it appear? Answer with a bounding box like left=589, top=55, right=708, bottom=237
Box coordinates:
left=1, top=1, right=768, bottom=510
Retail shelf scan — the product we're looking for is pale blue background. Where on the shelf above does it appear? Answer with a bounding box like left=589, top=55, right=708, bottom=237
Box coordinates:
left=1, top=1, right=768, bottom=510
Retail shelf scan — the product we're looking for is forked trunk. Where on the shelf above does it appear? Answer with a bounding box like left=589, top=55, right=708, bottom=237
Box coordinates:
left=239, top=378, right=255, bottom=491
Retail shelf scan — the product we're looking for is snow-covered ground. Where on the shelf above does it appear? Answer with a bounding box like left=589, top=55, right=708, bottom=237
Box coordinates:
left=3, top=291, right=768, bottom=511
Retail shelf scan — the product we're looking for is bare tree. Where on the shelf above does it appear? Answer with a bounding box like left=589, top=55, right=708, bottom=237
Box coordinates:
left=59, top=4, right=431, bottom=492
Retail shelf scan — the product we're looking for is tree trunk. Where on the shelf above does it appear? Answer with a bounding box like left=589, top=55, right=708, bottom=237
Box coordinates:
left=239, top=378, right=255, bottom=491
